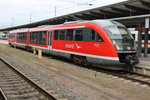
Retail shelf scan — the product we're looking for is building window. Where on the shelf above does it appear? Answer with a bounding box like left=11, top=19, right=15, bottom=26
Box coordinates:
left=142, top=34, right=144, bottom=40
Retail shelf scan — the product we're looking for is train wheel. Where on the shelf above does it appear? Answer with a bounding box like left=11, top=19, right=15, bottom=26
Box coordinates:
left=72, top=55, right=90, bottom=67
left=25, top=46, right=32, bottom=52
left=72, top=55, right=82, bottom=65
left=82, top=57, right=91, bottom=67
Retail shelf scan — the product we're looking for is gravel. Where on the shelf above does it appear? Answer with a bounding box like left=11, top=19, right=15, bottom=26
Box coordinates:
left=0, top=54, right=83, bottom=100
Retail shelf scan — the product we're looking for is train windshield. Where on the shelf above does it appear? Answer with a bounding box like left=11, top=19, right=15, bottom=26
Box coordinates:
left=93, top=20, right=136, bottom=51
left=104, top=26, right=133, bottom=39
left=104, top=26, right=136, bottom=51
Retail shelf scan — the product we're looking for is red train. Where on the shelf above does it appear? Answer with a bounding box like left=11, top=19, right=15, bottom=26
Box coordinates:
left=8, top=20, right=139, bottom=70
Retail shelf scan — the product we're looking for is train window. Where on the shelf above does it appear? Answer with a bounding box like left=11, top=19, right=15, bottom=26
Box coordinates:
left=38, top=32, right=42, bottom=44
left=90, top=29, right=96, bottom=40
left=42, top=31, right=46, bottom=45
left=66, top=29, right=73, bottom=41
left=75, top=30, right=83, bottom=41
left=59, top=30, right=66, bottom=40
left=89, top=29, right=104, bottom=42
left=53, top=28, right=103, bottom=42
left=34, top=32, right=37, bottom=44
left=54, top=30, right=58, bottom=40
left=30, top=32, right=35, bottom=44
left=30, top=31, right=46, bottom=45
left=17, top=32, right=26, bottom=43
left=97, top=34, right=103, bottom=42
left=132, top=34, right=135, bottom=39
left=9, top=33, right=15, bottom=38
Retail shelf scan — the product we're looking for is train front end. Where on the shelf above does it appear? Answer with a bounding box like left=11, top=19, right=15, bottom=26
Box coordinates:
left=105, top=21, right=139, bottom=67
left=95, top=20, right=139, bottom=70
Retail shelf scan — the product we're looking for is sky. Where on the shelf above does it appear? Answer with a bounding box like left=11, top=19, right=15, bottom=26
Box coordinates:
left=0, top=0, right=127, bottom=29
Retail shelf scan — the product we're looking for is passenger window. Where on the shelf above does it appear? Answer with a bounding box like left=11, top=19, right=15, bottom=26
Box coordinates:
left=38, top=32, right=42, bottom=44
left=75, top=30, right=83, bottom=41
left=17, top=32, right=26, bottom=43
left=42, top=31, right=46, bottom=45
left=66, top=29, right=73, bottom=41
left=54, top=30, right=58, bottom=40
left=90, top=29, right=95, bottom=40
left=59, top=30, right=66, bottom=40
left=30, top=31, right=46, bottom=45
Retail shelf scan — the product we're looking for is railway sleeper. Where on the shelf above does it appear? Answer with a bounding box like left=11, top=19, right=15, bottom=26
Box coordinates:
left=7, top=91, right=42, bottom=98
left=5, top=89, right=37, bottom=95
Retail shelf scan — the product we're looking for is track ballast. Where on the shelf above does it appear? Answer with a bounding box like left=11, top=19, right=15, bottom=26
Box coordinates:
left=0, top=58, right=67, bottom=100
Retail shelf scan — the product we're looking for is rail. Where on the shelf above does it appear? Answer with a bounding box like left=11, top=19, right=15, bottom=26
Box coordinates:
left=91, top=67, right=150, bottom=86
left=0, top=88, right=7, bottom=100
left=0, top=57, right=64, bottom=100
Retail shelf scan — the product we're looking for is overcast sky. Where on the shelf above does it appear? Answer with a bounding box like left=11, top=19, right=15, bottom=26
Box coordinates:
left=0, top=0, right=127, bottom=29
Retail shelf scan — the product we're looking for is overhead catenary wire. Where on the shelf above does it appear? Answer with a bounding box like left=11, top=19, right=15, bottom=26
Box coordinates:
left=31, top=0, right=98, bottom=19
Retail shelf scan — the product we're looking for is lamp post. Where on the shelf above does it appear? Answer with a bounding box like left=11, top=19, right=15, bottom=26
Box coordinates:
left=30, top=12, right=32, bottom=23
left=55, top=6, right=56, bottom=17
left=11, top=17, right=14, bottom=27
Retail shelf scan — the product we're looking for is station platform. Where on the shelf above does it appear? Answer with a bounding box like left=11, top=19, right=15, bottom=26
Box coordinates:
left=134, top=55, right=150, bottom=75
left=0, top=40, right=8, bottom=44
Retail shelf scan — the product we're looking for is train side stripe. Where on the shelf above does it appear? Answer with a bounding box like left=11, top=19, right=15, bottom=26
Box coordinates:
left=53, top=26, right=85, bottom=30
left=10, top=42, right=119, bottom=61
left=52, top=49, right=119, bottom=61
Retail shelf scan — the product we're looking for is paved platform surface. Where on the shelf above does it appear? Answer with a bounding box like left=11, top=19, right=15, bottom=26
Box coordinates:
left=0, top=40, right=8, bottom=44
left=136, top=56, right=150, bottom=69
left=134, top=57, right=150, bottom=75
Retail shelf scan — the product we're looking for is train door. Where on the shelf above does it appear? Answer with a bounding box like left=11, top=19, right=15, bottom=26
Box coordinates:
left=48, top=30, right=52, bottom=49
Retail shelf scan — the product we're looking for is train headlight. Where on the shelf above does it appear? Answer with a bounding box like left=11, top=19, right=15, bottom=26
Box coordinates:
left=116, top=45, right=123, bottom=50
left=112, top=40, right=123, bottom=51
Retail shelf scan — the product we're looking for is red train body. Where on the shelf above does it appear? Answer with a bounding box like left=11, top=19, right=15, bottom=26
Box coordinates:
left=8, top=20, right=139, bottom=70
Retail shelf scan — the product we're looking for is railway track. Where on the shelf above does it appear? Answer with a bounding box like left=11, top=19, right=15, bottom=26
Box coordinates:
left=0, top=88, right=7, bottom=100
left=114, top=71, right=150, bottom=86
left=87, top=66, right=150, bottom=87
left=46, top=55, right=150, bottom=87
left=0, top=58, right=68, bottom=100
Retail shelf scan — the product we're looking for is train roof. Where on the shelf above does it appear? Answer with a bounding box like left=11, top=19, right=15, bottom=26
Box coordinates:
left=9, top=28, right=30, bottom=33
left=9, top=20, right=125, bottom=33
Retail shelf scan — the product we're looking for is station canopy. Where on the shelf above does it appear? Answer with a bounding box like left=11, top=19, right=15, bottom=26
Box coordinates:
left=0, top=0, right=150, bottom=31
